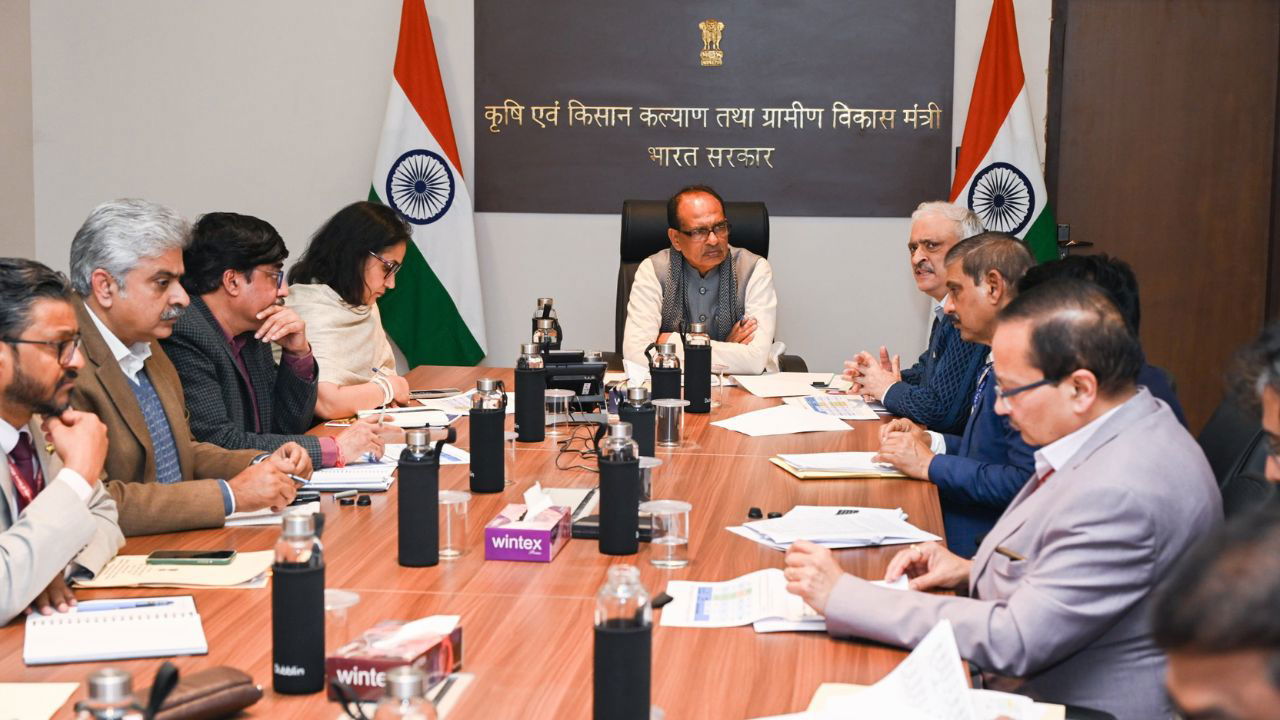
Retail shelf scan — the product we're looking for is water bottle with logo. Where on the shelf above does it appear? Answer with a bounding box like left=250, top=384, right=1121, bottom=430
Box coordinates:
left=272, top=510, right=325, bottom=694
left=74, top=669, right=144, bottom=720
left=532, top=296, right=563, bottom=350
left=469, top=378, right=507, bottom=493
left=515, top=342, right=546, bottom=443
left=593, top=565, right=652, bottom=720
left=645, top=341, right=681, bottom=401
left=683, top=321, right=712, bottom=414
left=372, top=666, right=438, bottom=720
left=598, top=422, right=642, bottom=556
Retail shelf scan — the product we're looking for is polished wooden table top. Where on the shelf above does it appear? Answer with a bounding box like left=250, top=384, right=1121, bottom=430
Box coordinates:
left=0, top=366, right=942, bottom=719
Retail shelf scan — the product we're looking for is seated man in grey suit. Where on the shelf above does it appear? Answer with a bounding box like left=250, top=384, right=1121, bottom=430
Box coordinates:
left=160, top=212, right=385, bottom=468
left=784, top=279, right=1222, bottom=720
left=0, top=258, right=123, bottom=623
left=1152, top=507, right=1280, bottom=720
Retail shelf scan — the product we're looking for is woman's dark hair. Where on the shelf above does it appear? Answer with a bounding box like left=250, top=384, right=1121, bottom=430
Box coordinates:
left=181, top=212, right=288, bottom=296
left=287, top=202, right=412, bottom=306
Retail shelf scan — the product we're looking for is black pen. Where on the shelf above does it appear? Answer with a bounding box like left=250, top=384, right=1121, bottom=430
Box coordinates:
left=573, top=487, right=598, bottom=520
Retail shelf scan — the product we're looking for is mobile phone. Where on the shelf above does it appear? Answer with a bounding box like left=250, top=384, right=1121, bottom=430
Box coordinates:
left=145, top=549, right=237, bottom=565
left=290, top=491, right=321, bottom=506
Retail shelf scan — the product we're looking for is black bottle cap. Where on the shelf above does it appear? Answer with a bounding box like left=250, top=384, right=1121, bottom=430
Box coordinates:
left=339, top=497, right=355, bottom=506
left=767, top=511, right=782, bottom=519
left=747, top=507, right=763, bottom=519
left=357, top=494, right=372, bottom=506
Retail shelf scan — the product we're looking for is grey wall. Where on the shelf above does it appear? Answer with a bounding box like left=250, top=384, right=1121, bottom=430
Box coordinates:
left=23, top=0, right=1051, bottom=370
left=0, top=0, right=35, bottom=259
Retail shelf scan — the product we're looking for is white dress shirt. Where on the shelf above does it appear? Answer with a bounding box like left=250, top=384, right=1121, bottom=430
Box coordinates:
left=84, top=304, right=152, bottom=384
left=1032, top=400, right=1128, bottom=481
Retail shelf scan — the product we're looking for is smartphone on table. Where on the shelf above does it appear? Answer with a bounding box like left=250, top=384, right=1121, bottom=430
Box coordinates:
left=145, top=549, right=237, bottom=565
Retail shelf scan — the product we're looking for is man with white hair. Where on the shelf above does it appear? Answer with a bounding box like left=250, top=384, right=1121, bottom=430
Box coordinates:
left=68, top=199, right=310, bottom=536
left=844, top=201, right=989, bottom=435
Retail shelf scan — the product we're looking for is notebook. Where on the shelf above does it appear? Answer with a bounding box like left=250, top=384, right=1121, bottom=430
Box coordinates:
left=23, top=595, right=208, bottom=665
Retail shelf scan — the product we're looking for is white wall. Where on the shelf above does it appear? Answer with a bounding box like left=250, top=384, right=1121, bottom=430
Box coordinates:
left=26, top=0, right=1051, bottom=370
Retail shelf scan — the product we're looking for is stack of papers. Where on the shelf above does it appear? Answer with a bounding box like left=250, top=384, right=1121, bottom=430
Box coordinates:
left=732, top=372, right=852, bottom=398
left=771, top=452, right=908, bottom=480
left=380, top=443, right=470, bottom=465
left=782, top=394, right=879, bottom=420
left=659, top=568, right=826, bottom=632
left=711, top=405, right=851, bottom=437
left=411, top=389, right=515, bottom=415
left=75, top=550, right=275, bottom=589
left=0, top=682, right=79, bottom=720
left=727, top=505, right=939, bottom=551
left=752, top=620, right=1064, bottom=720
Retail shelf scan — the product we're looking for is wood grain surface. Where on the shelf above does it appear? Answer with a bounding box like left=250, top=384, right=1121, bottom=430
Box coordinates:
left=1, top=366, right=944, bottom=719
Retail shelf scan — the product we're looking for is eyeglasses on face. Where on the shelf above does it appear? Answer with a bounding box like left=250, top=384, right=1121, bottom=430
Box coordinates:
left=2, top=333, right=83, bottom=366
left=368, top=251, right=404, bottom=279
left=994, top=376, right=1061, bottom=409
left=677, top=220, right=731, bottom=243
left=252, top=267, right=286, bottom=289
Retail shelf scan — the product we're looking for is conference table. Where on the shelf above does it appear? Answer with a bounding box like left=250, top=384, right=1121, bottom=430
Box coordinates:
left=0, top=366, right=945, bottom=719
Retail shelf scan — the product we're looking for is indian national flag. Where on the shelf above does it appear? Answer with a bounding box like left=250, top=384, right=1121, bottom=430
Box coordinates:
left=371, top=0, right=487, bottom=365
left=950, top=0, right=1057, bottom=262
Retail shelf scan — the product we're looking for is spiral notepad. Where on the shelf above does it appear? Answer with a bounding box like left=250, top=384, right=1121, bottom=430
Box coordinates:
left=23, top=594, right=208, bottom=665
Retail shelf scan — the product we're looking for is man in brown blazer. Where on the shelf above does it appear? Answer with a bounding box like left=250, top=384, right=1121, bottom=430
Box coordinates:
left=68, top=199, right=310, bottom=536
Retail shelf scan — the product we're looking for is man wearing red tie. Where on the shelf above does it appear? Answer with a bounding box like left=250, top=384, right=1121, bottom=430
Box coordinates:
left=0, top=258, right=123, bottom=623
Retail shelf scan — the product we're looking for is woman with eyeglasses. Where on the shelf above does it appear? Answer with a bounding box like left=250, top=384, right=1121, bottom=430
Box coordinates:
left=285, top=201, right=412, bottom=419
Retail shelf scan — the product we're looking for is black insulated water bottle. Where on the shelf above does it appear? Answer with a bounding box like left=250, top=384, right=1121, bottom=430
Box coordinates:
left=645, top=342, right=681, bottom=402
left=617, top=386, right=655, bottom=458
left=593, top=565, right=652, bottom=720
left=398, top=426, right=455, bottom=567
left=469, top=377, right=507, bottom=493
left=598, top=422, right=641, bottom=556
left=683, top=322, right=712, bottom=414
left=272, top=511, right=325, bottom=694
left=514, top=343, right=546, bottom=443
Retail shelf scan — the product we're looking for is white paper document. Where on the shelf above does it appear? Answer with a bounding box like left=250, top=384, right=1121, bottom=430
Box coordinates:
left=411, top=389, right=515, bottom=415
left=711, top=404, right=852, bottom=437
left=75, top=550, right=274, bottom=589
left=24, top=595, right=207, bottom=665
left=732, top=372, right=852, bottom=398
left=729, top=505, right=940, bottom=550
left=659, top=568, right=825, bottom=632
left=782, top=394, right=879, bottom=420
left=777, top=451, right=900, bottom=474
left=0, top=682, right=79, bottom=720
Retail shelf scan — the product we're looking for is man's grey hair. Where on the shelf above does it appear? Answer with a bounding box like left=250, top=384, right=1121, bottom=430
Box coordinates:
left=69, top=198, right=191, bottom=295
left=911, top=201, right=984, bottom=241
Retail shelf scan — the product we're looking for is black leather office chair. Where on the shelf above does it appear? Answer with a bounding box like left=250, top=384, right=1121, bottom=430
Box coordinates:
left=611, top=199, right=806, bottom=371
left=1197, top=392, right=1267, bottom=489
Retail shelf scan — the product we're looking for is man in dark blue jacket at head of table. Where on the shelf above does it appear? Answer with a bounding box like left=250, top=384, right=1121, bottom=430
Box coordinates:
left=873, top=231, right=1038, bottom=557
left=1017, top=253, right=1187, bottom=427
left=844, top=202, right=989, bottom=436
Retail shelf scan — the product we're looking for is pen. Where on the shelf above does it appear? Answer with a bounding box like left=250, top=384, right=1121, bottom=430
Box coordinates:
left=288, top=473, right=309, bottom=486
left=572, top=487, right=598, bottom=520
left=78, top=599, right=175, bottom=613
left=995, top=545, right=1027, bottom=561
left=333, top=489, right=358, bottom=500
left=372, top=367, right=391, bottom=425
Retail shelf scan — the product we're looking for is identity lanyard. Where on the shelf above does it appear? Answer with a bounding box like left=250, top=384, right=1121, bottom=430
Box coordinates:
left=971, top=363, right=993, bottom=414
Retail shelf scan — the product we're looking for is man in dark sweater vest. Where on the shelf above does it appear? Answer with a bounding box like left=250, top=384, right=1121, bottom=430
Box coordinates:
left=844, top=202, right=989, bottom=436
left=873, top=232, right=1037, bottom=557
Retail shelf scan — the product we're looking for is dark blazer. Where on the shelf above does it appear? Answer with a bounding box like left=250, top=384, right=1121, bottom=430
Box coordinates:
left=71, top=299, right=257, bottom=536
left=160, top=297, right=323, bottom=465
left=884, top=316, right=989, bottom=436
left=928, top=367, right=1037, bottom=557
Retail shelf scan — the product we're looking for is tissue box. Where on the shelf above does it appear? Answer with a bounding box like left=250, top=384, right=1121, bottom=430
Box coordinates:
left=325, top=617, right=463, bottom=702
left=484, top=503, right=571, bottom=562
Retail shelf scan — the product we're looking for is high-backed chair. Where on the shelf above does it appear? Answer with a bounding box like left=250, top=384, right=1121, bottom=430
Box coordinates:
left=1197, top=392, right=1267, bottom=489
left=613, top=199, right=805, bottom=371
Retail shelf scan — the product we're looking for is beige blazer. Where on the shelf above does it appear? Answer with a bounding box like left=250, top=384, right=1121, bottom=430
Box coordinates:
left=71, top=300, right=257, bottom=536
left=0, top=417, right=124, bottom=625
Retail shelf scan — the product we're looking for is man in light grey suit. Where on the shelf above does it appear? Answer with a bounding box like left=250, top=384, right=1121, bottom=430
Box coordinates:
left=784, top=279, right=1222, bottom=720
left=0, top=258, right=123, bottom=624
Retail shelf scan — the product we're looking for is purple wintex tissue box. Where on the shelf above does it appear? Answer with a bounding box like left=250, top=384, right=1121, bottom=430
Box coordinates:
left=484, top=503, right=571, bottom=562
